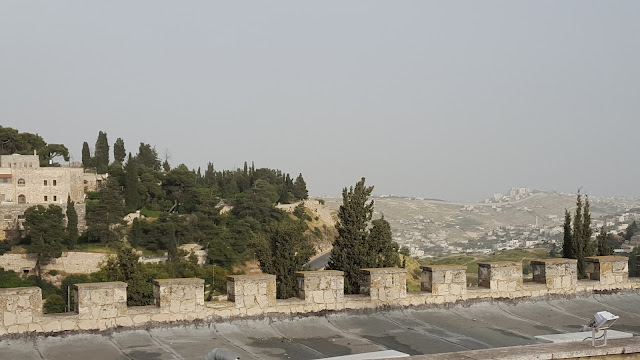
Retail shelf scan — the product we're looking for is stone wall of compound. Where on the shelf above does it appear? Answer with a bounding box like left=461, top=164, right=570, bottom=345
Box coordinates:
left=0, top=259, right=639, bottom=337
left=0, top=251, right=107, bottom=276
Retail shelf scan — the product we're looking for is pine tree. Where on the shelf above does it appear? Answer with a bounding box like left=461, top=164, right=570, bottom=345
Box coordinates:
left=293, top=173, right=309, bottom=200
left=162, top=159, right=170, bottom=172
left=625, top=221, right=638, bottom=241
left=113, top=138, right=126, bottom=164
left=94, top=131, right=110, bottom=174
left=597, top=226, right=612, bottom=256
left=81, top=141, right=92, bottom=168
left=124, top=154, right=142, bottom=212
left=562, top=209, right=573, bottom=258
left=368, top=215, right=401, bottom=268
left=24, top=205, right=65, bottom=278
left=326, top=178, right=375, bottom=294
left=66, top=195, right=78, bottom=249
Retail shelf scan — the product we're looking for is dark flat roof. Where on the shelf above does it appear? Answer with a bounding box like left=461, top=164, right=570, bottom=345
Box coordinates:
left=1, top=292, right=639, bottom=360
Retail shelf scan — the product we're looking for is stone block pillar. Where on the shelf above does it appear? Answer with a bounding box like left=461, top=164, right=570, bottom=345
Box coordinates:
left=531, top=258, right=577, bottom=290
left=360, top=268, right=407, bottom=301
left=72, top=282, right=127, bottom=320
left=477, top=262, right=523, bottom=292
left=153, top=278, right=204, bottom=313
left=296, top=270, right=344, bottom=304
left=585, top=256, right=629, bottom=285
left=227, top=274, right=276, bottom=309
left=421, top=265, right=467, bottom=296
left=0, top=287, right=42, bottom=333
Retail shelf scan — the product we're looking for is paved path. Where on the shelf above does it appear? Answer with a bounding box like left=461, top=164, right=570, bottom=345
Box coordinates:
left=1, top=293, right=639, bottom=360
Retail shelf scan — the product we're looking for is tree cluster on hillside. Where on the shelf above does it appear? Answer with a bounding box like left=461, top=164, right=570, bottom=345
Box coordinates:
left=0, top=126, right=69, bottom=166
left=562, top=191, right=595, bottom=278
left=326, top=178, right=401, bottom=294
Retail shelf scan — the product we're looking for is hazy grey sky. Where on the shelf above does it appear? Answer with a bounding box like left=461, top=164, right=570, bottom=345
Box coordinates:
left=1, top=1, right=639, bottom=201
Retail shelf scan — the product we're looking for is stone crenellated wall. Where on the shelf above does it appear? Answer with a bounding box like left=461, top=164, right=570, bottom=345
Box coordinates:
left=360, top=267, right=407, bottom=301
left=0, top=258, right=638, bottom=338
left=227, top=274, right=276, bottom=314
left=585, top=256, right=629, bottom=285
left=421, top=265, right=467, bottom=296
left=478, top=262, right=523, bottom=292
left=531, top=258, right=577, bottom=291
left=297, top=270, right=344, bottom=305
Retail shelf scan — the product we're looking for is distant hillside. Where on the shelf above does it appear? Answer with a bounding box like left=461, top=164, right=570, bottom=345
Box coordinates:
left=322, top=191, right=640, bottom=258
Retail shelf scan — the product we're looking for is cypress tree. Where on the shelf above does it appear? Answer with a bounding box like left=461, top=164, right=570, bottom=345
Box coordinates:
left=113, top=138, right=126, bottom=164
left=326, top=178, right=375, bottom=294
left=562, top=209, right=573, bottom=258
left=124, top=154, right=142, bottom=212
left=65, top=195, right=78, bottom=249
left=162, top=159, right=171, bottom=172
left=94, top=131, right=110, bottom=174
left=293, top=173, right=309, bottom=200
left=368, top=215, right=401, bottom=268
left=596, top=226, right=612, bottom=256
left=81, top=141, right=92, bottom=168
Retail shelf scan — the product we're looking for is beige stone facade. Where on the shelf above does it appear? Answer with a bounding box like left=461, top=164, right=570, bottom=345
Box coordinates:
left=421, top=265, right=467, bottom=296
left=297, top=270, right=344, bottom=304
left=1, top=258, right=638, bottom=338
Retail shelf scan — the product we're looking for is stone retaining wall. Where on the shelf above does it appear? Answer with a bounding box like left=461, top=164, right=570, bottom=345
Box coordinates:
left=531, top=258, right=577, bottom=291
left=585, top=256, right=628, bottom=285
left=0, top=258, right=638, bottom=337
left=420, top=265, right=467, bottom=296
left=478, top=261, right=523, bottom=292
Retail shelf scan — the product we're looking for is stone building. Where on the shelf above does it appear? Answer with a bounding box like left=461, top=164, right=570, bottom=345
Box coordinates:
left=0, top=152, right=103, bottom=240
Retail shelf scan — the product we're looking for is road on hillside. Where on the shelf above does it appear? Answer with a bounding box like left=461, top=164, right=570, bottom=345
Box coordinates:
left=308, top=251, right=331, bottom=270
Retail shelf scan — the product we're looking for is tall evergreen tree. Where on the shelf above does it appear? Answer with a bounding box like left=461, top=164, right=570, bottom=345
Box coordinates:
left=625, top=221, right=638, bottom=241
left=113, top=137, right=126, bottom=164
left=293, top=173, right=309, bottom=200
left=124, top=154, right=142, bottom=212
left=94, top=131, right=110, bottom=174
left=597, top=226, right=613, bottom=256
left=327, top=178, right=375, bottom=294
left=24, top=205, right=65, bottom=278
left=81, top=141, right=92, bottom=168
left=368, top=215, right=401, bottom=268
left=252, top=219, right=314, bottom=299
left=162, top=158, right=171, bottom=172
left=66, top=196, right=78, bottom=249
left=562, top=209, right=573, bottom=259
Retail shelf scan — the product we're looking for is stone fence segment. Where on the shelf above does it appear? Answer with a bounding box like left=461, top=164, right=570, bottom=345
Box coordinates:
left=72, top=282, right=127, bottom=330
left=531, top=258, right=577, bottom=291
left=478, top=262, right=523, bottom=292
left=361, top=267, right=407, bottom=301
left=227, top=274, right=276, bottom=310
left=153, top=278, right=204, bottom=314
left=296, top=270, right=344, bottom=304
left=0, top=287, right=41, bottom=334
left=585, top=256, right=629, bottom=285
left=421, top=265, right=467, bottom=296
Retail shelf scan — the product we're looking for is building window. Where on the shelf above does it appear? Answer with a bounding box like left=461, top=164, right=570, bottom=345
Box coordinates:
left=44, top=180, right=48, bottom=186
left=17, top=215, right=25, bottom=220
left=18, top=195, right=26, bottom=204
left=17, top=178, right=25, bottom=186
left=53, top=180, right=57, bottom=186
left=3, top=215, right=11, bottom=221
left=53, top=196, right=57, bottom=202
left=44, top=196, right=48, bottom=202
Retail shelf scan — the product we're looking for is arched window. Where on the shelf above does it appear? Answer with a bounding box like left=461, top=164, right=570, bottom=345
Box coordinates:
left=18, top=195, right=26, bottom=204
left=17, top=178, right=25, bottom=186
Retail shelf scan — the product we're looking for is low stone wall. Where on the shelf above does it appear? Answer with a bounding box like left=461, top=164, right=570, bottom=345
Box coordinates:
left=478, top=261, right=523, bottom=292
left=531, top=258, right=577, bottom=291
left=0, top=258, right=638, bottom=337
left=585, top=256, right=628, bottom=285
left=0, top=251, right=108, bottom=276
left=360, top=267, right=407, bottom=301
left=421, top=265, right=467, bottom=296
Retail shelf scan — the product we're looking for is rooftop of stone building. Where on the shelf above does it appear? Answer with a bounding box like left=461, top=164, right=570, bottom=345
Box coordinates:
left=1, top=291, right=639, bottom=360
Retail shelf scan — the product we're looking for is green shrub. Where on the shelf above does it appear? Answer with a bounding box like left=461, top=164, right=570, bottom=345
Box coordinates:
left=48, top=270, right=59, bottom=276
left=44, top=294, right=66, bottom=314
left=140, top=207, right=160, bottom=218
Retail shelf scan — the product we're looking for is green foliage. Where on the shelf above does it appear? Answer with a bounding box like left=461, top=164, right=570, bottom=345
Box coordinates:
left=81, top=141, right=92, bottom=168
left=0, top=268, right=34, bottom=288
left=94, top=131, right=110, bottom=174
left=292, top=173, right=308, bottom=200
left=113, top=137, right=126, bottom=164
left=625, top=221, right=638, bottom=241
left=0, top=126, right=69, bottom=165
left=66, top=196, right=78, bottom=249
left=139, top=208, right=160, bottom=218
left=124, top=154, right=142, bottom=212
left=251, top=219, right=314, bottom=299
left=85, top=177, right=126, bottom=243
left=327, top=178, right=401, bottom=294
left=137, top=143, right=161, bottom=171
left=24, top=205, right=66, bottom=278
left=597, top=226, right=613, bottom=256
left=44, top=294, right=66, bottom=314
left=562, top=192, right=594, bottom=278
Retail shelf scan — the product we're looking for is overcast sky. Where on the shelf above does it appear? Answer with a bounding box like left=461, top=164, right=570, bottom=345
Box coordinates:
left=1, top=1, right=639, bottom=202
